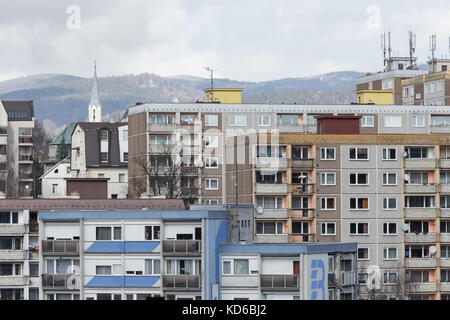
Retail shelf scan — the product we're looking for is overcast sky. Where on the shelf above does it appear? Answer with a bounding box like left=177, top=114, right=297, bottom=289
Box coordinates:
left=1, top=0, right=450, bottom=82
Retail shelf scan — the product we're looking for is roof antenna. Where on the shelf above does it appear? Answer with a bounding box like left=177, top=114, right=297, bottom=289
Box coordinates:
left=203, top=66, right=217, bottom=102
left=408, top=31, right=416, bottom=69
left=430, top=34, right=437, bottom=73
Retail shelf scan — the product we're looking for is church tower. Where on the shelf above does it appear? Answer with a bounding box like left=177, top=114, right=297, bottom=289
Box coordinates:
left=88, top=62, right=102, bottom=122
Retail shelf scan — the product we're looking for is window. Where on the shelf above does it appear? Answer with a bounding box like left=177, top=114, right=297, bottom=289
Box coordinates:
left=180, top=114, right=196, bottom=125
left=321, top=223, right=336, bottom=235
left=350, top=223, right=369, bottom=235
left=384, top=272, right=397, bottom=284
left=100, top=130, right=108, bottom=141
left=256, top=222, right=283, bottom=234
left=349, top=173, right=368, bottom=185
left=350, top=198, right=369, bottom=210
left=405, top=196, right=435, bottom=208
left=382, top=148, right=397, bottom=160
left=405, top=246, right=430, bottom=258
left=205, top=199, right=219, bottom=205
left=96, top=227, right=121, bottom=241
left=442, top=246, right=450, bottom=258
left=349, top=147, right=368, bottom=160
left=52, top=184, right=58, bottom=195
left=383, top=248, right=398, bottom=260
left=150, top=114, right=174, bottom=124
left=441, top=221, right=450, bottom=233
left=406, top=172, right=428, bottom=185
left=205, top=157, right=218, bottom=168
left=320, top=173, right=336, bottom=186
left=123, top=153, right=128, bottom=162
left=383, top=198, right=397, bottom=210
left=205, top=114, right=218, bottom=126
left=442, top=196, right=450, bottom=208
left=405, top=147, right=430, bottom=159
left=97, top=173, right=105, bottom=178
left=0, top=212, right=18, bottom=224
left=96, top=266, right=112, bottom=275
left=383, top=223, right=397, bottom=235
left=258, top=115, right=271, bottom=126
left=229, top=115, right=247, bottom=126
left=320, top=147, right=335, bottom=160
left=122, top=130, right=128, bottom=141
left=412, top=115, right=425, bottom=128
left=222, top=261, right=231, bottom=275
left=277, top=114, right=298, bottom=125
left=145, top=225, right=160, bottom=240
left=29, top=263, right=38, bottom=277
left=256, top=197, right=283, bottom=209
left=407, top=221, right=429, bottom=234
left=234, top=259, right=249, bottom=275
left=205, top=135, right=218, bottom=148
left=357, top=248, right=369, bottom=260
left=441, top=172, right=450, bottom=185
left=292, top=146, right=309, bottom=160
left=205, top=178, right=218, bottom=190
left=256, top=145, right=284, bottom=158
left=0, top=263, right=21, bottom=276
left=358, top=273, right=368, bottom=284
left=406, top=270, right=429, bottom=283
left=256, top=171, right=283, bottom=184
left=382, top=173, right=397, bottom=185
left=100, top=152, right=108, bottom=162
left=119, top=174, right=126, bottom=183
left=384, top=116, right=402, bottom=128
left=361, top=116, right=374, bottom=127
left=145, top=259, right=160, bottom=275
left=292, top=222, right=309, bottom=234
left=321, top=198, right=336, bottom=210
left=149, top=135, right=172, bottom=145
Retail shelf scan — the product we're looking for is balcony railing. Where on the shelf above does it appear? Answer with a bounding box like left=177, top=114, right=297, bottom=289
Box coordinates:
left=255, top=183, right=289, bottom=194
left=404, top=159, right=436, bottom=170
left=406, top=282, right=437, bottom=293
left=255, top=208, right=288, bottom=219
left=181, top=166, right=200, bottom=175
left=276, top=124, right=316, bottom=134
left=148, top=123, right=179, bottom=132
left=0, top=224, right=25, bottom=234
left=289, top=234, right=315, bottom=243
left=18, top=155, right=33, bottom=161
left=0, top=250, right=27, bottom=260
left=292, top=208, right=315, bottom=219
left=180, top=187, right=199, bottom=198
left=440, top=233, right=450, bottom=243
left=440, top=159, right=450, bottom=169
left=404, top=208, right=437, bottom=219
left=162, top=240, right=201, bottom=255
left=255, top=234, right=289, bottom=243
left=41, top=240, right=79, bottom=255
left=162, top=275, right=201, bottom=289
left=341, top=271, right=357, bottom=286
left=18, top=136, right=33, bottom=144
left=404, top=184, right=436, bottom=194
left=255, top=157, right=288, bottom=169
left=404, top=233, right=437, bottom=243
left=291, top=159, right=315, bottom=169
left=260, top=275, right=299, bottom=290
left=42, top=274, right=80, bottom=289
left=0, top=276, right=26, bottom=286
left=291, top=184, right=315, bottom=195
left=18, top=172, right=33, bottom=179
left=405, top=257, right=437, bottom=268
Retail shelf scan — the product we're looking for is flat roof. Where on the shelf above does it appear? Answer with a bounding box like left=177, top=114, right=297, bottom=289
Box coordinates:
left=38, top=209, right=229, bottom=221
left=219, top=242, right=357, bottom=255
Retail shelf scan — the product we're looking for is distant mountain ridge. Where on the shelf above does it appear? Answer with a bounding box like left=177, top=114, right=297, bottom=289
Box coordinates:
left=0, top=70, right=366, bottom=130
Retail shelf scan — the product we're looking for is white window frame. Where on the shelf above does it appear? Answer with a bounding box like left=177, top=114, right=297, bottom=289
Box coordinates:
left=205, top=135, right=218, bottom=148
left=412, top=115, right=425, bottom=128
left=383, top=272, right=398, bottom=285
left=320, top=147, right=336, bottom=160
left=349, top=147, right=369, bottom=160
left=258, top=115, right=271, bottom=127
left=205, top=199, right=219, bottom=205
left=383, top=248, right=398, bottom=261
left=222, top=260, right=232, bottom=275
left=144, top=259, right=161, bottom=275
left=382, top=173, right=397, bottom=185
left=229, top=115, right=247, bottom=127
left=205, top=178, right=219, bottom=190
left=349, top=198, right=369, bottom=210
left=349, top=223, right=369, bottom=235
left=349, top=173, right=369, bottom=186
left=321, top=197, right=336, bottom=211
left=382, top=198, right=397, bottom=210
left=320, top=173, right=336, bottom=186
left=205, top=114, right=218, bottom=126
left=361, top=116, right=374, bottom=128
left=357, top=248, right=370, bottom=261
left=382, top=222, right=398, bottom=235
left=384, top=116, right=402, bottom=128
left=382, top=148, right=397, bottom=160
left=205, top=157, right=218, bottom=168
left=321, top=222, right=336, bottom=236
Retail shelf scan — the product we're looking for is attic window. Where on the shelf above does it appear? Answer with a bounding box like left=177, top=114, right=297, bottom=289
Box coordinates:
left=54, top=169, right=59, bottom=173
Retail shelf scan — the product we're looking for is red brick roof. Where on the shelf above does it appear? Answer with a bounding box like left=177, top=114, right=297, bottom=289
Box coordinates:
left=0, top=199, right=185, bottom=211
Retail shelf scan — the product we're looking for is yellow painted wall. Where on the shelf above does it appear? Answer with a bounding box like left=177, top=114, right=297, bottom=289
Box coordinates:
left=204, top=88, right=243, bottom=104
left=355, top=90, right=394, bottom=105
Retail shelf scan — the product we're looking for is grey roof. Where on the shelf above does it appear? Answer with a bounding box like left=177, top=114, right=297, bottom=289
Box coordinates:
left=1, top=100, right=34, bottom=121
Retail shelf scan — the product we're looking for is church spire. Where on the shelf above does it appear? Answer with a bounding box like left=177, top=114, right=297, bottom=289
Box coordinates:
left=88, top=61, right=102, bottom=122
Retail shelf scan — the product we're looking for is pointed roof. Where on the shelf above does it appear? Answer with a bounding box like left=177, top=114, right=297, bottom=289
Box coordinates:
left=89, top=62, right=101, bottom=108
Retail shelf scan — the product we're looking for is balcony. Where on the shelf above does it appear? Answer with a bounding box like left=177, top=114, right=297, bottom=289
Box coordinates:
left=404, top=184, right=436, bottom=194
left=404, top=159, right=436, bottom=170
left=221, top=276, right=259, bottom=288
left=441, top=209, right=450, bottom=218
left=180, top=187, right=199, bottom=198
left=406, top=282, right=437, bottom=293
left=148, top=123, right=179, bottom=132
left=404, top=208, right=437, bottom=219
left=41, top=240, right=79, bottom=256
left=255, top=183, right=289, bottom=194
left=162, top=240, right=201, bottom=256
left=405, top=258, right=437, bottom=268
left=0, top=224, right=25, bottom=234
left=441, top=258, right=450, bottom=268
left=255, top=208, right=288, bottom=219
left=292, top=159, right=315, bottom=169
left=181, top=145, right=201, bottom=154
left=42, top=274, right=80, bottom=290
left=440, top=282, right=450, bottom=292
left=181, top=166, right=200, bottom=175
left=255, top=157, right=288, bottom=169
left=18, top=155, right=33, bottom=162
left=404, top=233, right=437, bottom=243
left=292, top=208, right=315, bottom=219
left=440, top=184, right=450, bottom=194
left=148, top=144, right=175, bottom=154
left=289, top=234, right=315, bottom=243
left=276, top=124, right=316, bottom=134
left=162, top=275, right=201, bottom=290
left=0, top=276, right=26, bottom=286
left=260, top=275, right=299, bottom=290
left=440, top=233, right=450, bottom=243
left=291, top=184, right=314, bottom=195
left=0, top=250, right=27, bottom=260
left=18, top=172, right=33, bottom=180
left=255, top=234, right=289, bottom=243
left=340, top=271, right=357, bottom=286
left=440, top=159, right=450, bottom=169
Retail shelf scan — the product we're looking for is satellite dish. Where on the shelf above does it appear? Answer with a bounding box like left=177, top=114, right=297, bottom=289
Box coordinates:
left=402, top=151, right=408, bottom=158
left=256, top=207, right=264, bottom=215
left=404, top=174, right=410, bottom=182
left=402, top=223, right=410, bottom=232
left=24, top=185, right=30, bottom=191
left=430, top=246, right=437, bottom=255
